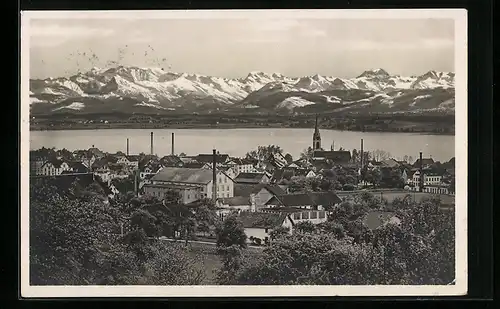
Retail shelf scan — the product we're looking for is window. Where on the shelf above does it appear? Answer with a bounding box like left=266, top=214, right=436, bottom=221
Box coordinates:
left=293, top=212, right=301, bottom=220
left=310, top=211, right=318, bottom=219
left=226, top=185, right=229, bottom=191
left=319, top=211, right=326, bottom=219
left=265, top=228, right=269, bottom=233
left=302, top=212, right=310, bottom=219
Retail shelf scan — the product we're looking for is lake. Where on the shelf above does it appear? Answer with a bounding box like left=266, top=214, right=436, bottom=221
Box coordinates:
left=29, top=128, right=455, bottom=162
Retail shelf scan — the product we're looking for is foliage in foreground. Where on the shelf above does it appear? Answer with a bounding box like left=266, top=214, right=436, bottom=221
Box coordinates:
left=216, top=197, right=455, bottom=285
left=29, top=180, right=206, bottom=285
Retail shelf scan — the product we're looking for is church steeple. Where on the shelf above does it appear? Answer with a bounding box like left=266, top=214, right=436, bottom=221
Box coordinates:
left=313, top=114, right=321, bottom=150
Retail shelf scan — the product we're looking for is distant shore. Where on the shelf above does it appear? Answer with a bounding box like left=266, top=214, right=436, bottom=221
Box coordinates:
left=29, top=122, right=455, bottom=135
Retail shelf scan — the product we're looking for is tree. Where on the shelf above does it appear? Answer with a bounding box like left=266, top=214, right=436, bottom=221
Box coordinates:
left=295, top=221, right=316, bottom=233
left=300, top=146, right=314, bottom=162
left=215, top=214, right=247, bottom=249
left=351, top=149, right=359, bottom=164
left=269, top=226, right=290, bottom=240
left=245, top=145, right=283, bottom=162
left=284, top=153, right=293, bottom=164
left=30, top=179, right=206, bottom=286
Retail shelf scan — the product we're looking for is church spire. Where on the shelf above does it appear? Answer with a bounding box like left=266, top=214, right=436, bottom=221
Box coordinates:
left=312, top=114, right=321, bottom=151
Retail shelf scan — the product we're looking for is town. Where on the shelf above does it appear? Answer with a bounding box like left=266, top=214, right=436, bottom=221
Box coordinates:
left=29, top=117, right=456, bottom=285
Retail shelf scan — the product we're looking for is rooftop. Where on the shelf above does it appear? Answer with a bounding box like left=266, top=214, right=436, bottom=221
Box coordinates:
left=151, top=167, right=214, bottom=184
left=238, top=211, right=289, bottom=229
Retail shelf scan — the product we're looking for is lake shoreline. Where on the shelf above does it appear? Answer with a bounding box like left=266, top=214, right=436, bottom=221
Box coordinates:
left=29, top=124, right=455, bottom=136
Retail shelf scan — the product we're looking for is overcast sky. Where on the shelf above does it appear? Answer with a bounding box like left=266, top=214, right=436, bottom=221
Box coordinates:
left=28, top=18, right=455, bottom=79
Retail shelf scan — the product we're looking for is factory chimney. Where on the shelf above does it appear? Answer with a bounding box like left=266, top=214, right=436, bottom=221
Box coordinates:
left=171, top=133, right=175, bottom=155
left=212, top=149, right=217, bottom=202
left=360, top=139, right=364, bottom=169
left=126, top=138, right=129, bottom=156
left=419, top=151, right=423, bottom=192
left=150, top=132, right=154, bottom=155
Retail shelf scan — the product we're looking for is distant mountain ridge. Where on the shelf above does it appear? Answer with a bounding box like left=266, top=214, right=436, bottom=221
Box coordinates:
left=29, top=66, right=455, bottom=116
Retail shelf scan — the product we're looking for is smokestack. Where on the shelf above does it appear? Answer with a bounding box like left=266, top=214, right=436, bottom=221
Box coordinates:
left=419, top=152, right=423, bottom=192
left=212, top=149, right=217, bottom=201
left=171, top=133, right=175, bottom=155
left=331, top=141, right=335, bottom=151
left=126, top=138, right=129, bottom=156
left=360, top=139, right=364, bottom=169
left=150, top=132, right=154, bottom=155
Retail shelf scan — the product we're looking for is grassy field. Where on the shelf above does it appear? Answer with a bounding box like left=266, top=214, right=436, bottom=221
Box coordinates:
left=184, top=241, right=263, bottom=285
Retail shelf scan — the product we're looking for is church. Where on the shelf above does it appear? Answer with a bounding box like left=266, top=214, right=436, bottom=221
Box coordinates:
left=311, top=115, right=352, bottom=164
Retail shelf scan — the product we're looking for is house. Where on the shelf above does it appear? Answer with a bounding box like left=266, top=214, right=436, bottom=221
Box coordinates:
left=408, top=170, right=443, bottom=191
left=380, top=158, right=401, bottom=169
left=160, top=155, right=184, bottom=168
left=238, top=211, right=294, bottom=244
left=91, top=158, right=113, bottom=182
left=195, top=153, right=230, bottom=165
left=413, top=157, right=435, bottom=169
left=234, top=172, right=270, bottom=185
left=67, top=161, right=90, bottom=173
left=183, top=161, right=212, bottom=169
left=125, top=155, right=141, bottom=169
left=423, top=184, right=450, bottom=195
left=312, top=150, right=352, bottom=165
left=265, top=191, right=342, bottom=211
left=143, top=167, right=234, bottom=204
left=72, top=150, right=98, bottom=168
left=220, top=166, right=238, bottom=180
left=139, top=160, right=164, bottom=179
left=224, top=158, right=257, bottom=175
left=249, top=184, right=287, bottom=208
left=272, top=168, right=316, bottom=184
left=260, top=207, right=329, bottom=226
left=216, top=196, right=252, bottom=215
left=40, top=159, right=72, bottom=176
left=109, top=164, right=131, bottom=180
left=115, top=155, right=131, bottom=166
left=30, top=151, right=50, bottom=175
left=88, top=147, right=106, bottom=159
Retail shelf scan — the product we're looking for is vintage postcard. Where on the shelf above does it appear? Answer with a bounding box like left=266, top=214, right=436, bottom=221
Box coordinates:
left=20, top=9, right=467, bottom=297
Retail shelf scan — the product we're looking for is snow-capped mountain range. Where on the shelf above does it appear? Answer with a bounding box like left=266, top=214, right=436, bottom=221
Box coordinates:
left=29, top=66, right=455, bottom=115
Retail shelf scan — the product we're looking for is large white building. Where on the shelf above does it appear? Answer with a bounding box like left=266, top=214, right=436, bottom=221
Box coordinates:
left=143, top=167, right=234, bottom=204
left=409, top=170, right=443, bottom=191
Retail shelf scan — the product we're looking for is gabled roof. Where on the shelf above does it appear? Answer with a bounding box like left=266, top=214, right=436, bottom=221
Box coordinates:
left=183, top=161, right=208, bottom=169
left=66, top=161, right=89, bottom=172
left=227, top=157, right=255, bottom=165
left=44, top=158, right=66, bottom=168
left=151, top=167, right=213, bottom=184
left=195, top=153, right=229, bottom=164
left=92, top=157, right=111, bottom=169
left=160, top=155, right=183, bottom=166
left=238, top=211, right=290, bottom=229
left=380, top=158, right=400, bottom=168
left=267, top=191, right=342, bottom=207
left=234, top=172, right=267, bottom=184
left=88, top=147, right=105, bottom=157
left=313, top=150, right=352, bottom=162
left=218, top=196, right=251, bottom=207
left=126, top=155, right=141, bottom=162
left=413, top=158, right=435, bottom=167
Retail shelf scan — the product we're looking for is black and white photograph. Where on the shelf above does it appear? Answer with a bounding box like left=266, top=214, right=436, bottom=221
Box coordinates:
left=20, top=9, right=467, bottom=297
